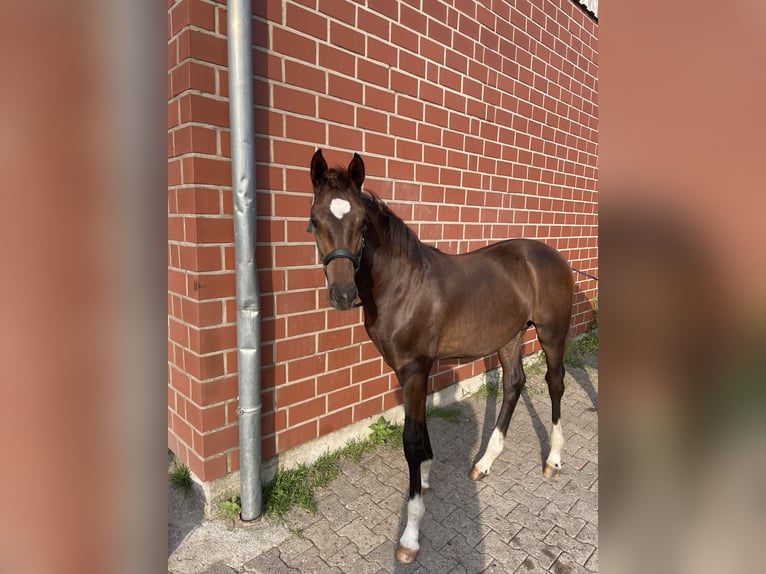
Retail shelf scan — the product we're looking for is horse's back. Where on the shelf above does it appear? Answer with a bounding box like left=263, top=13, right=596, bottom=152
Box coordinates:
left=468, top=238, right=573, bottom=328
left=433, top=239, right=572, bottom=358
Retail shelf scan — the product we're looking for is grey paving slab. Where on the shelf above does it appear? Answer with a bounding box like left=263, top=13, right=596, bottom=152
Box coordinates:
left=169, top=361, right=598, bottom=573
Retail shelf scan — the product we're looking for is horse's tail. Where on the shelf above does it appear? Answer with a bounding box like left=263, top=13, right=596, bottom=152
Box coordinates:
left=572, top=267, right=599, bottom=281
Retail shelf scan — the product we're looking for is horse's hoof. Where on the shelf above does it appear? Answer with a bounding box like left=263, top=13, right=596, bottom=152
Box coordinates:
left=468, top=466, right=487, bottom=481
left=543, top=463, right=561, bottom=478
left=396, top=544, right=418, bottom=564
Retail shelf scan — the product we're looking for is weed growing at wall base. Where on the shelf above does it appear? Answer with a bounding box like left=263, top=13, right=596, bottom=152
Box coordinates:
left=168, top=462, right=193, bottom=493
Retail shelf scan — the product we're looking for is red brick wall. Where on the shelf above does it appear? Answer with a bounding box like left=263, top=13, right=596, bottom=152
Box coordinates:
left=168, top=0, right=598, bottom=482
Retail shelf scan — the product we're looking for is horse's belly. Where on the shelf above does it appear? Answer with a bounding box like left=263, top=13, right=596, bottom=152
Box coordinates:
left=436, top=308, right=527, bottom=358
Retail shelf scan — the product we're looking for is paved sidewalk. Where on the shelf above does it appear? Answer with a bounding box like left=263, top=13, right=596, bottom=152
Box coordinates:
left=169, top=360, right=598, bottom=574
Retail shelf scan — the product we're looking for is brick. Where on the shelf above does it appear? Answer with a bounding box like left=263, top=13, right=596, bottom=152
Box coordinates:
left=353, top=397, right=382, bottom=422
left=318, top=0, right=355, bottom=25
left=288, top=396, right=326, bottom=426
left=357, top=59, right=389, bottom=88
left=286, top=3, right=327, bottom=40
left=288, top=354, right=325, bottom=382
left=318, top=96, right=355, bottom=125
left=273, top=27, right=317, bottom=63
left=328, top=124, right=362, bottom=149
left=319, top=408, right=353, bottom=435
left=330, top=21, right=365, bottom=56
left=200, top=424, right=238, bottom=458
left=317, top=369, right=351, bottom=395
left=170, top=60, right=216, bottom=98
left=272, top=85, right=316, bottom=116
left=184, top=29, right=227, bottom=66
left=285, top=115, right=326, bottom=145
left=179, top=93, right=229, bottom=127
left=275, top=333, right=316, bottom=362
left=321, top=46, right=356, bottom=79
left=278, top=420, right=317, bottom=451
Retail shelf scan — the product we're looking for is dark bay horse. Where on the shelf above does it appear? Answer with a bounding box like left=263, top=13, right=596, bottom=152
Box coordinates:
left=308, top=150, right=574, bottom=563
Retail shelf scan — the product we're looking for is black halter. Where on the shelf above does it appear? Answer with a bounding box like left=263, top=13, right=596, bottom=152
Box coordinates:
left=307, top=219, right=365, bottom=271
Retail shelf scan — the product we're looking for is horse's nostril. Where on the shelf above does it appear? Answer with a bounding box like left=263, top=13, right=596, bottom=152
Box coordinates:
left=329, top=284, right=357, bottom=308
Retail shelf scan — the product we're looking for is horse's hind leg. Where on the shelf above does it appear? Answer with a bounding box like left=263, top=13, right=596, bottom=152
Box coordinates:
left=470, top=330, right=526, bottom=481
left=536, top=323, right=568, bottom=478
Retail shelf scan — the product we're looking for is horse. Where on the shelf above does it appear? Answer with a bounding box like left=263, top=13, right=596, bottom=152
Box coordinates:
left=308, top=150, right=574, bottom=564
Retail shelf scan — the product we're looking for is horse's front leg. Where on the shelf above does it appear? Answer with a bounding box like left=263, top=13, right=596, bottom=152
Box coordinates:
left=395, top=361, right=432, bottom=564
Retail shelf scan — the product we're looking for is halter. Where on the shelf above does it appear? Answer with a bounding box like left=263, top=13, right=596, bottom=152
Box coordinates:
left=307, top=219, right=365, bottom=271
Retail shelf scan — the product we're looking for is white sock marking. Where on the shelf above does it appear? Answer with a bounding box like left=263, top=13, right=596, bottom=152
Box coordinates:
left=329, top=198, right=351, bottom=219
left=421, top=459, right=432, bottom=490
left=546, top=421, right=564, bottom=468
left=399, top=494, right=425, bottom=551
left=475, top=428, right=505, bottom=475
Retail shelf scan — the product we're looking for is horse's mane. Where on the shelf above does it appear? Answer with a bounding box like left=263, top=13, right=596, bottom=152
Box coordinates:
left=361, top=191, right=438, bottom=265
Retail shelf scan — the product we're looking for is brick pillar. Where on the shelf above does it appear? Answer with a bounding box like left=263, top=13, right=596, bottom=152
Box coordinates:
left=168, top=0, right=241, bottom=482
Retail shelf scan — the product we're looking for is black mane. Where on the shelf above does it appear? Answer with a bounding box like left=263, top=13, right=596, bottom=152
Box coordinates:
left=361, top=192, right=438, bottom=265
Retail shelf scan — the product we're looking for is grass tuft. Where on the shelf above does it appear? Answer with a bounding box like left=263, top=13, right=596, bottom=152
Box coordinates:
left=168, top=462, right=194, bottom=492
left=263, top=465, right=315, bottom=518
left=475, top=382, right=501, bottom=400
left=426, top=404, right=462, bottom=423
left=564, top=329, right=599, bottom=367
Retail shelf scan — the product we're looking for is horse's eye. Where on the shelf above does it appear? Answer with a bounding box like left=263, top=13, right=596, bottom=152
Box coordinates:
left=308, top=217, right=318, bottom=232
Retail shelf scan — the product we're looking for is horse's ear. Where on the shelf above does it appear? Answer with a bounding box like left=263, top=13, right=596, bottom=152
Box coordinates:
left=310, top=149, right=327, bottom=191
left=348, top=152, right=365, bottom=192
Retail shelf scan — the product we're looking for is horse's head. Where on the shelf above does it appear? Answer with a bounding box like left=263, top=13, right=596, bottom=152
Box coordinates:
left=309, top=149, right=367, bottom=310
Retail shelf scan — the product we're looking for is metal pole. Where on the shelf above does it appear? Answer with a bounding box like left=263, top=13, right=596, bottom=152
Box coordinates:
left=227, top=0, right=262, bottom=521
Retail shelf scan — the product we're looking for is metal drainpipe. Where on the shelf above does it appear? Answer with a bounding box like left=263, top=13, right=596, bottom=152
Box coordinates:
left=227, top=0, right=262, bottom=521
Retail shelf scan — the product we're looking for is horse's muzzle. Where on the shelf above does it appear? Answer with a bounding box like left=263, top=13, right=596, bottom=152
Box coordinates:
left=328, top=282, right=358, bottom=310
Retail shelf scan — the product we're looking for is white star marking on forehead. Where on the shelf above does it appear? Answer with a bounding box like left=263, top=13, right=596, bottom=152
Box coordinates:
left=329, top=198, right=352, bottom=220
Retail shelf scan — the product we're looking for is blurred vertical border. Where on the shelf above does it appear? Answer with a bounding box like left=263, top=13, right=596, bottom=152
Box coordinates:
left=600, top=1, right=766, bottom=572
left=0, top=1, right=167, bottom=573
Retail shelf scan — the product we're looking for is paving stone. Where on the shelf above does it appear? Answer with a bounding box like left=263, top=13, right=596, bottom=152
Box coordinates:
left=532, top=481, right=578, bottom=512
left=244, top=547, right=298, bottom=573
left=274, top=534, right=314, bottom=561
left=336, top=517, right=389, bottom=556
left=204, top=563, right=238, bottom=574
left=301, top=521, right=348, bottom=559
left=584, top=547, right=598, bottom=572
left=568, top=498, right=598, bottom=527
left=512, top=554, right=545, bottom=572
left=324, top=539, right=383, bottom=574
left=506, top=504, right=555, bottom=539
left=439, top=533, right=491, bottom=574
left=508, top=527, right=561, bottom=570
left=544, top=526, right=596, bottom=566
left=345, top=493, right=394, bottom=527
left=442, top=507, right=493, bottom=547
left=419, top=512, right=460, bottom=551
left=503, top=483, right=550, bottom=514
left=281, top=546, right=339, bottom=574
left=540, top=502, right=587, bottom=538
left=549, top=551, right=593, bottom=574
left=409, top=536, right=460, bottom=573
left=311, top=494, right=355, bottom=531
left=283, top=507, right=323, bottom=531
left=482, top=530, right=529, bottom=572
left=477, top=508, right=523, bottom=544
left=575, top=522, right=598, bottom=547
left=328, top=474, right=364, bottom=503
